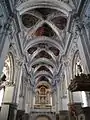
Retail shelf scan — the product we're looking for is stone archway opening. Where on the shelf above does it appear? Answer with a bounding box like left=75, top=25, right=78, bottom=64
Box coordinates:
left=36, top=115, right=51, bottom=120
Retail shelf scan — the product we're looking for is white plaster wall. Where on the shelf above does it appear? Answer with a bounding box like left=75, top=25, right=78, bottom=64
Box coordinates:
left=62, top=98, right=68, bottom=110
left=73, top=92, right=82, bottom=103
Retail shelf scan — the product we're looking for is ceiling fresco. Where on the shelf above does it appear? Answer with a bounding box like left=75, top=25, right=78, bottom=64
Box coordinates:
left=18, top=1, right=71, bottom=89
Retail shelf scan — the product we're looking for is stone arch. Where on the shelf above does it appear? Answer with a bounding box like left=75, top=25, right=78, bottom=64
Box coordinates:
left=35, top=76, right=52, bottom=84
left=17, top=0, right=71, bottom=16
left=30, top=112, right=56, bottom=120
left=7, top=44, right=19, bottom=84
left=34, top=71, right=53, bottom=80
left=3, top=52, right=14, bottom=83
left=0, top=52, right=14, bottom=107
left=36, top=115, right=51, bottom=120
left=34, top=64, right=53, bottom=74
left=24, top=35, right=63, bottom=52
left=71, top=50, right=87, bottom=106
left=72, top=50, right=84, bottom=78
left=30, top=58, right=56, bottom=69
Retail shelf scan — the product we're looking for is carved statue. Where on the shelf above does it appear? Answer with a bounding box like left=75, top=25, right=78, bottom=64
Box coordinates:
left=76, top=61, right=82, bottom=76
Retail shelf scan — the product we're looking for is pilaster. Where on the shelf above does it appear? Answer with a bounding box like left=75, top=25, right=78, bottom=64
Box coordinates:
left=0, top=83, right=17, bottom=120
left=56, top=80, right=61, bottom=113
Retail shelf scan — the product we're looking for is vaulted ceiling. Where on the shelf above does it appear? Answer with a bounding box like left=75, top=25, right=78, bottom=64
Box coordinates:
left=16, top=0, right=76, bottom=88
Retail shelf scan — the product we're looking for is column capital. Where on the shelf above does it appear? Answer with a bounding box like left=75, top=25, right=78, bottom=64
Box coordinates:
left=15, top=58, right=23, bottom=67
left=5, top=81, right=15, bottom=87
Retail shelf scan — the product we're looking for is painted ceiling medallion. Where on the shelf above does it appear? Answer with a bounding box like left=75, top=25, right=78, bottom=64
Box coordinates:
left=52, top=16, right=67, bottom=30
left=34, top=23, right=55, bottom=37
left=35, top=8, right=57, bottom=19
left=22, top=14, right=39, bottom=28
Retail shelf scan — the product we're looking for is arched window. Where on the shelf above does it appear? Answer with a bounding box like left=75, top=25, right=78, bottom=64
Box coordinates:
left=72, top=51, right=87, bottom=107
left=0, top=53, right=14, bottom=107
left=3, top=53, right=14, bottom=83
left=72, top=51, right=84, bottom=77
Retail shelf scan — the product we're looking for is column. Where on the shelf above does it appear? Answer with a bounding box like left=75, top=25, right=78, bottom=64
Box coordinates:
left=52, top=89, right=56, bottom=112
left=56, top=81, right=60, bottom=120
left=65, top=61, right=73, bottom=120
left=24, top=82, right=30, bottom=120
left=56, top=80, right=61, bottom=113
left=0, top=83, right=17, bottom=120
left=15, top=60, right=25, bottom=120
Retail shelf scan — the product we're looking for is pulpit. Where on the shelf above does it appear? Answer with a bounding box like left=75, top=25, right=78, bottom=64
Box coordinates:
left=68, top=74, right=90, bottom=92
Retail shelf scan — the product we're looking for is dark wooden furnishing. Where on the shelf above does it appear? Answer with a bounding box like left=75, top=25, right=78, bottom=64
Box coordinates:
left=68, top=74, right=90, bottom=92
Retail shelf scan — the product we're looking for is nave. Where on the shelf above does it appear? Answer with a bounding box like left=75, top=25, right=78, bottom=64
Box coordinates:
left=0, top=0, right=90, bottom=120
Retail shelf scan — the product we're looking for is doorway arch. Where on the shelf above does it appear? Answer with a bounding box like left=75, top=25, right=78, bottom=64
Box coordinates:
left=36, top=115, right=51, bottom=120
